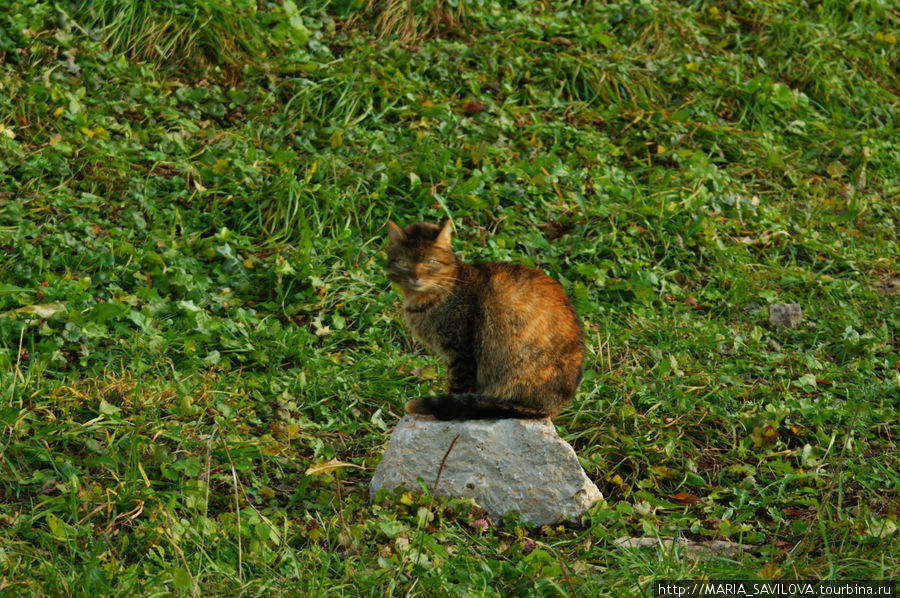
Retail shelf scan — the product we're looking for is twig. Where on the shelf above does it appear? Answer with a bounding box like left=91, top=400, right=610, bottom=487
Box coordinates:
left=794, top=393, right=864, bottom=562
left=817, top=396, right=863, bottom=519
left=203, top=423, right=218, bottom=524
left=163, top=505, right=199, bottom=597
left=334, top=471, right=350, bottom=545
left=215, top=432, right=286, bottom=550
left=391, top=433, right=460, bottom=590
left=432, top=433, right=460, bottom=497
left=606, top=333, right=612, bottom=373
left=546, top=543, right=578, bottom=597
left=15, top=325, right=25, bottom=384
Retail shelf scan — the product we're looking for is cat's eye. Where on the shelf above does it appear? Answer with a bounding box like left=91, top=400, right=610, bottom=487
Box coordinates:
left=428, top=259, right=441, bottom=265
left=395, top=258, right=410, bottom=268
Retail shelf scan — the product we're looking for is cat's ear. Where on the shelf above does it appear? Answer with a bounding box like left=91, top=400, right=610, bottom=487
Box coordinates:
left=435, top=220, right=453, bottom=249
left=387, top=221, right=406, bottom=244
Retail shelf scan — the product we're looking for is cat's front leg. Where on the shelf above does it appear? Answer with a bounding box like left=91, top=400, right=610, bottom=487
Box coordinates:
left=446, top=354, right=478, bottom=394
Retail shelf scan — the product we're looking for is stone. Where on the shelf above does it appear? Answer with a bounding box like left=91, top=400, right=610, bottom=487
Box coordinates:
left=768, top=303, right=802, bottom=328
left=370, top=415, right=602, bottom=526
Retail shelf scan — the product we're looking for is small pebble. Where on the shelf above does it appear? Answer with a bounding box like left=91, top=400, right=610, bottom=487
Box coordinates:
left=768, top=303, right=802, bottom=328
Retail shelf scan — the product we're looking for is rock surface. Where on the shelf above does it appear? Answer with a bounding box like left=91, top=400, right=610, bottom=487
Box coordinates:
left=370, top=415, right=602, bottom=526
left=768, top=303, right=802, bottom=328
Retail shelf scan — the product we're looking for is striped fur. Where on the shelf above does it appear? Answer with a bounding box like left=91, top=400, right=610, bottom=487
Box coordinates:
left=386, top=220, right=584, bottom=420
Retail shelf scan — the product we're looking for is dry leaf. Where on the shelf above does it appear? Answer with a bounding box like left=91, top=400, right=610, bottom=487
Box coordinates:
left=667, top=492, right=703, bottom=505
left=462, top=100, right=485, bottom=115
left=0, top=303, right=66, bottom=319
left=305, top=458, right=364, bottom=477
left=549, top=36, right=573, bottom=46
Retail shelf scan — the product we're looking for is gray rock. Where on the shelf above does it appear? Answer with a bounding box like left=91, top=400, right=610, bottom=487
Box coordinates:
left=768, top=303, right=802, bottom=328
left=370, top=415, right=602, bottom=526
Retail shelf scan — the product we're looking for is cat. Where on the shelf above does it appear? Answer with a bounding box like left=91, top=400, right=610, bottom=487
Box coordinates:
left=385, top=220, right=584, bottom=420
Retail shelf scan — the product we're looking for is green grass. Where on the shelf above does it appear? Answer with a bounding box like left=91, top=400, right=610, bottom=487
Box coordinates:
left=1, top=0, right=898, bottom=595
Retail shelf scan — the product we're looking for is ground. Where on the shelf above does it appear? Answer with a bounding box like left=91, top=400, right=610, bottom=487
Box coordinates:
left=0, top=1, right=898, bottom=595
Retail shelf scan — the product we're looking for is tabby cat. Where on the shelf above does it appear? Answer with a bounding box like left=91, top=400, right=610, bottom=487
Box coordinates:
left=386, top=220, right=584, bottom=420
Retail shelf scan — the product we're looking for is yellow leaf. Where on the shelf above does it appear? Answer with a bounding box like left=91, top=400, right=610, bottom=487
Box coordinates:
left=304, top=159, right=318, bottom=183
left=304, top=458, right=364, bottom=477
left=0, top=303, right=66, bottom=319
left=329, top=130, right=342, bottom=148
left=826, top=160, right=846, bottom=178
left=53, top=106, right=64, bottom=117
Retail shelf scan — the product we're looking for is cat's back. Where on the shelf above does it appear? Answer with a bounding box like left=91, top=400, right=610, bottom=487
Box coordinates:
left=472, top=261, right=574, bottom=309
left=470, top=261, right=582, bottom=343
left=468, top=261, right=583, bottom=403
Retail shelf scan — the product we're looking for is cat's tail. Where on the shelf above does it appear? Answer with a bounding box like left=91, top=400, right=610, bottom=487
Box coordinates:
left=405, top=394, right=551, bottom=420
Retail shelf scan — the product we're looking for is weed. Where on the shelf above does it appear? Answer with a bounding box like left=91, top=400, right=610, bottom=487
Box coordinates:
left=0, top=0, right=898, bottom=595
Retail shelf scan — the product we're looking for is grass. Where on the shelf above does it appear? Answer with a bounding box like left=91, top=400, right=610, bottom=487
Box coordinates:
left=0, top=0, right=898, bottom=595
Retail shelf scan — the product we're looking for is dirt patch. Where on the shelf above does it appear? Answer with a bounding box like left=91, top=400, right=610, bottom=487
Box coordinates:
left=875, top=275, right=900, bottom=296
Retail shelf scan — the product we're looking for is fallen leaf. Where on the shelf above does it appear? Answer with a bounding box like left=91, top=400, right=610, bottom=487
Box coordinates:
left=751, top=424, right=779, bottom=447
left=99, top=399, right=122, bottom=415
left=462, top=100, right=485, bottom=115
left=37, top=479, right=60, bottom=495
left=667, top=492, right=703, bottom=505
left=0, top=303, right=66, bottom=319
left=826, top=160, right=846, bottom=178
left=305, top=458, right=365, bottom=477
